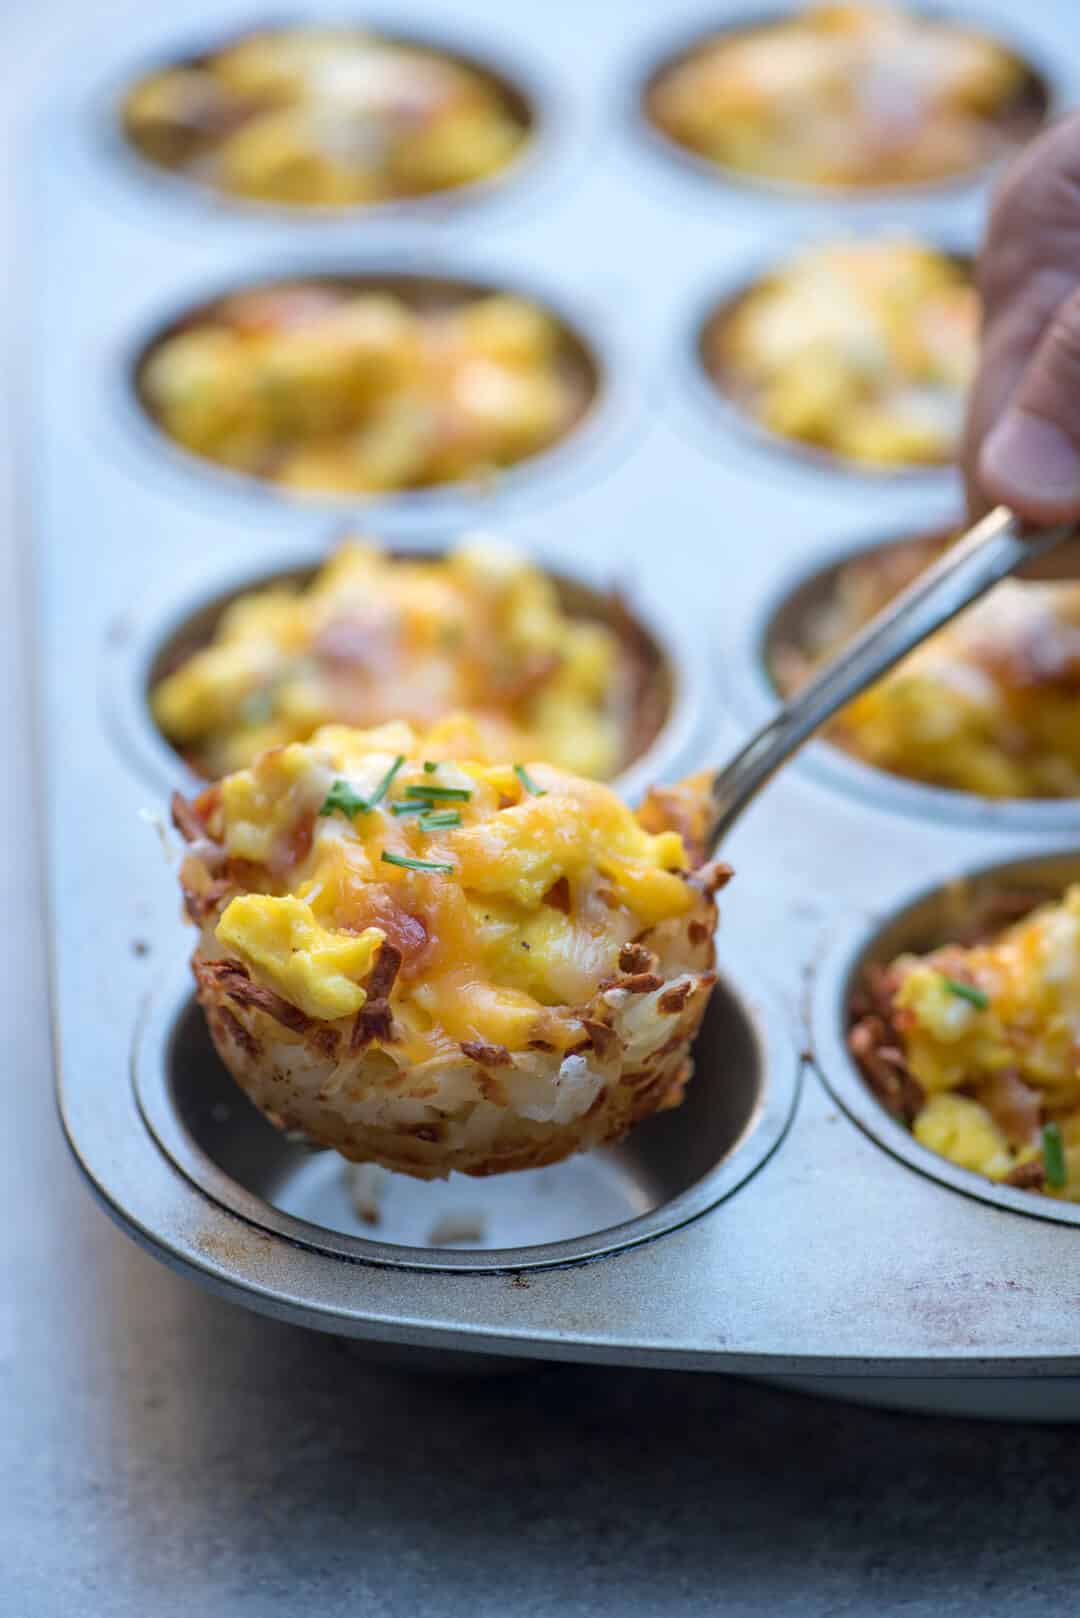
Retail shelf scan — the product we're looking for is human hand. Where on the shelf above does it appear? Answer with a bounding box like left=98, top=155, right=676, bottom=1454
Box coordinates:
left=966, top=110, right=1080, bottom=523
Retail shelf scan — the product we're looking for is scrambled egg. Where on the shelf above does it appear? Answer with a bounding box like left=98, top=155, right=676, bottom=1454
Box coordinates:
left=152, top=538, right=636, bottom=781
left=122, top=25, right=527, bottom=207
left=139, top=282, right=587, bottom=494
left=647, top=2, right=1037, bottom=189
left=189, top=717, right=694, bottom=1053
left=778, top=538, right=1080, bottom=798
left=711, top=239, right=977, bottom=467
left=880, top=888, right=1080, bottom=1199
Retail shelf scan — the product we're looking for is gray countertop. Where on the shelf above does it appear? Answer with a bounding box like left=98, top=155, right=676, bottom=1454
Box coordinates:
left=6, top=3, right=1080, bottom=1613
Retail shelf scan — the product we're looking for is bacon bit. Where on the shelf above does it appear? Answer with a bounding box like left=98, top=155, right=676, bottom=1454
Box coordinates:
left=688, top=921, right=710, bottom=947
left=311, top=1026, right=341, bottom=1060
left=657, top=981, right=692, bottom=1015
left=183, top=876, right=234, bottom=926
left=218, top=1006, right=259, bottom=1061
left=200, top=958, right=313, bottom=1034
left=350, top=942, right=402, bottom=1051
left=618, top=942, right=656, bottom=975
left=1004, top=1159, right=1046, bottom=1191
left=619, top=972, right=664, bottom=995
left=460, top=1039, right=513, bottom=1068
left=220, top=286, right=344, bottom=335
left=974, top=1069, right=1042, bottom=1148
left=527, top=1038, right=556, bottom=1052
left=171, top=791, right=209, bottom=844
left=573, top=1022, right=615, bottom=1061
left=543, top=877, right=571, bottom=915
left=698, top=861, right=734, bottom=896
left=272, top=813, right=314, bottom=874
left=848, top=1016, right=925, bottom=1124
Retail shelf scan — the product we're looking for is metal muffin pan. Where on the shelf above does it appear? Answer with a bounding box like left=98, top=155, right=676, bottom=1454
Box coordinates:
left=29, top=0, right=1080, bottom=1418
left=631, top=5, right=1055, bottom=204
left=105, top=537, right=712, bottom=805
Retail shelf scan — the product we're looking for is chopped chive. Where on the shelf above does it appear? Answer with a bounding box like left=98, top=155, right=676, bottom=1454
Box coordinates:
left=318, top=754, right=404, bottom=819
left=366, top=754, right=405, bottom=811
left=319, top=779, right=369, bottom=819
left=381, top=850, right=454, bottom=874
left=1043, top=1122, right=1067, bottom=1189
left=391, top=800, right=433, bottom=817
left=514, top=763, right=546, bottom=797
left=419, top=810, right=462, bottom=831
left=423, top=761, right=438, bottom=774
left=942, top=976, right=989, bottom=1011
left=404, top=783, right=471, bottom=802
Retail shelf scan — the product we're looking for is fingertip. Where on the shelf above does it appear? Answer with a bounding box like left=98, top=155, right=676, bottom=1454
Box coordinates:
left=979, top=409, right=1080, bottom=526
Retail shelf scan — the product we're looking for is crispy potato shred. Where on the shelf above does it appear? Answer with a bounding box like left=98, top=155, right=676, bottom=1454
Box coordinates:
left=139, top=281, right=589, bottom=494
left=776, top=537, right=1080, bottom=799
left=850, top=888, right=1080, bottom=1201
left=152, top=538, right=650, bottom=783
left=122, top=25, right=528, bottom=207
left=709, top=239, right=977, bottom=468
left=176, top=717, right=728, bottom=1178
left=648, top=2, right=1039, bottom=190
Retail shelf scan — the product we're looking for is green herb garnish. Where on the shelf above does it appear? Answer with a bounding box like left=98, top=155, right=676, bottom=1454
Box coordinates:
left=423, top=761, right=438, bottom=774
left=319, top=779, right=369, bottom=819
left=366, top=754, right=405, bottom=811
left=319, top=754, right=404, bottom=819
left=942, top=976, right=989, bottom=1011
left=404, top=783, right=471, bottom=802
left=1043, top=1122, right=1067, bottom=1189
left=391, top=800, right=433, bottom=817
left=514, top=764, right=546, bottom=797
left=381, top=850, right=454, bottom=874
left=419, top=810, right=462, bottom=831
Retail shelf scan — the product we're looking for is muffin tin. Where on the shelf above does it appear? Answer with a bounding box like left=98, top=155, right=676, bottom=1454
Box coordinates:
left=31, top=0, right=1080, bottom=1420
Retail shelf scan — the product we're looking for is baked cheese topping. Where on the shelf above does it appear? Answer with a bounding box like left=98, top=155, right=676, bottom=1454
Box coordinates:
left=152, top=539, right=631, bottom=781
left=123, top=26, right=527, bottom=207
left=648, top=2, right=1036, bottom=190
left=778, top=540, right=1080, bottom=799
left=711, top=239, right=976, bottom=467
left=862, top=887, right=1080, bottom=1199
left=188, top=718, right=696, bottom=1060
left=140, top=283, right=588, bottom=494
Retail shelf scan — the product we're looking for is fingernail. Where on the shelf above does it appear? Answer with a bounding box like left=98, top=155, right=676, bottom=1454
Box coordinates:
left=981, top=409, right=1080, bottom=506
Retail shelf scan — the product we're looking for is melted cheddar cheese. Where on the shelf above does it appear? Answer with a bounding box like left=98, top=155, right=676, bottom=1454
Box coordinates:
left=648, top=3, right=1036, bottom=190
left=711, top=239, right=977, bottom=468
left=888, top=887, right=1080, bottom=1198
left=139, top=282, right=587, bottom=494
left=194, top=718, right=696, bottom=1067
left=781, top=551, right=1080, bottom=798
left=122, top=26, right=527, bottom=208
left=152, top=538, right=633, bottom=781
